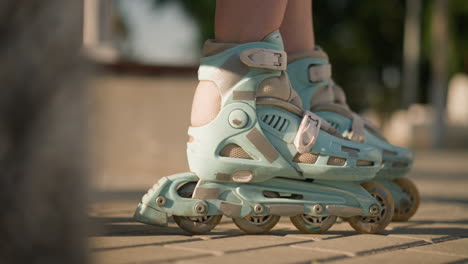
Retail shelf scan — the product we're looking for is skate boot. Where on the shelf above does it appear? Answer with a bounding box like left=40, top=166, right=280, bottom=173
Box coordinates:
left=287, top=48, right=419, bottom=221
left=134, top=32, right=395, bottom=235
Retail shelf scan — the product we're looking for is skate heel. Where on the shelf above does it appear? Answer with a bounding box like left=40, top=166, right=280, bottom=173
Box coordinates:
left=134, top=202, right=168, bottom=227
left=134, top=172, right=224, bottom=234
left=133, top=172, right=199, bottom=227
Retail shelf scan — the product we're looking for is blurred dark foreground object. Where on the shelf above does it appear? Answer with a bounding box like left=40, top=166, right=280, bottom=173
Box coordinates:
left=0, top=1, right=88, bottom=263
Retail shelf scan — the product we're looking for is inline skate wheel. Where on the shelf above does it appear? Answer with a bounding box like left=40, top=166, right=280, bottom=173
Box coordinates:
left=392, top=177, right=420, bottom=222
left=172, top=182, right=223, bottom=234
left=290, top=214, right=337, bottom=234
left=232, top=215, right=281, bottom=234
left=348, top=182, right=394, bottom=234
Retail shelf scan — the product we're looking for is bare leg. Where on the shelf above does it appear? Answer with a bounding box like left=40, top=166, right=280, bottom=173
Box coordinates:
left=280, top=0, right=315, bottom=53
left=191, top=0, right=289, bottom=127
left=215, top=0, right=288, bottom=43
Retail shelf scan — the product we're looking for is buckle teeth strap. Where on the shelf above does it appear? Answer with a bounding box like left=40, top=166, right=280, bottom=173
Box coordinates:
left=240, top=48, right=287, bottom=71
left=308, top=64, right=332, bottom=82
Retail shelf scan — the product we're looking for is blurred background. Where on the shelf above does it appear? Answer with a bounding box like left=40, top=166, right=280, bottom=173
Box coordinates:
left=85, top=0, right=468, bottom=191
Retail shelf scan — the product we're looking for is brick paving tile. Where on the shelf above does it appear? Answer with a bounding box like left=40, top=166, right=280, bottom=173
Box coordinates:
left=92, top=245, right=211, bottom=264
left=330, top=249, right=464, bottom=264
left=89, top=222, right=157, bottom=237
left=90, top=235, right=202, bottom=250
left=89, top=201, right=137, bottom=216
left=283, top=233, right=345, bottom=241
left=411, top=203, right=468, bottom=222
left=192, top=233, right=240, bottom=241
left=388, top=223, right=468, bottom=242
left=177, top=245, right=343, bottom=264
left=290, top=234, right=424, bottom=256
left=408, top=237, right=468, bottom=257
left=164, top=235, right=313, bottom=255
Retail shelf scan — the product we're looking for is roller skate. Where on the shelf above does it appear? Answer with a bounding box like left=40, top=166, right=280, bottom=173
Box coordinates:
left=134, top=31, right=395, bottom=235
left=287, top=48, right=420, bottom=221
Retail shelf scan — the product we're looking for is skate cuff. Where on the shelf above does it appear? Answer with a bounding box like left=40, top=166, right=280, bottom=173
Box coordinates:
left=308, top=64, right=332, bottom=82
left=240, top=48, right=287, bottom=71
left=294, top=111, right=322, bottom=154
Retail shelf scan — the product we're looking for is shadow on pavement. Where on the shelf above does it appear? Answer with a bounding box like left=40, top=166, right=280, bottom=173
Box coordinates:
left=422, top=196, right=468, bottom=206
left=89, top=215, right=243, bottom=237
left=91, top=190, right=146, bottom=202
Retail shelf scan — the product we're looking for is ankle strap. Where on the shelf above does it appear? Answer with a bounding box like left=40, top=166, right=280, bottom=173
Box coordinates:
left=240, top=48, right=287, bottom=71
left=309, top=64, right=332, bottom=82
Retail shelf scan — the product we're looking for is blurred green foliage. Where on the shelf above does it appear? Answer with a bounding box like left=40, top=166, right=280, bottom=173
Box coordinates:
left=152, top=0, right=467, bottom=114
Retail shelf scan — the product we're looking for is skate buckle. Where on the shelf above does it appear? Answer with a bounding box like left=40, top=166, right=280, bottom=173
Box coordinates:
left=240, top=48, right=287, bottom=71
left=273, top=52, right=284, bottom=67
left=294, top=111, right=322, bottom=154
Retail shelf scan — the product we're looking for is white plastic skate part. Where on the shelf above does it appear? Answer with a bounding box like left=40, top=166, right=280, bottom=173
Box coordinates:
left=294, top=111, right=322, bottom=154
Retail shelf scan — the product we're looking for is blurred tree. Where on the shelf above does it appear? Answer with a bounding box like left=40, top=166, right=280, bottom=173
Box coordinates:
left=313, top=1, right=405, bottom=115
left=446, top=1, right=468, bottom=74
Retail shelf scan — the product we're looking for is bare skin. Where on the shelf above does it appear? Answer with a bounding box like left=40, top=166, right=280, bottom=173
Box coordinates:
left=280, top=0, right=316, bottom=53
left=215, top=0, right=315, bottom=52
left=215, top=0, right=288, bottom=43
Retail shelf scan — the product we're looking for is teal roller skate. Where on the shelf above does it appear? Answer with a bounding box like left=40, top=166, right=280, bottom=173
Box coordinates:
left=134, top=32, right=394, bottom=235
left=287, top=48, right=419, bottom=222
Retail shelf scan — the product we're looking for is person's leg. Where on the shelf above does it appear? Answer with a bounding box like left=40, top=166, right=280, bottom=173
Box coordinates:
left=280, top=0, right=315, bottom=53
left=215, top=0, right=288, bottom=43
left=191, top=0, right=288, bottom=127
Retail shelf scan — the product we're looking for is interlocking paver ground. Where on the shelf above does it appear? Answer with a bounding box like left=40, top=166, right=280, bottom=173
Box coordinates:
left=89, top=76, right=468, bottom=264
left=332, top=249, right=465, bottom=264
left=92, top=245, right=211, bottom=264
left=290, top=234, right=424, bottom=256
left=408, top=237, right=468, bottom=257
left=388, top=223, right=468, bottom=242
left=164, top=235, right=312, bottom=255
left=90, top=235, right=203, bottom=251
left=177, top=246, right=344, bottom=264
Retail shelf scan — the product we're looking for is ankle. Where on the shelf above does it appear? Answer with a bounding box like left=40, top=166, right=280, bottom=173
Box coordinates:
left=190, top=81, right=222, bottom=127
